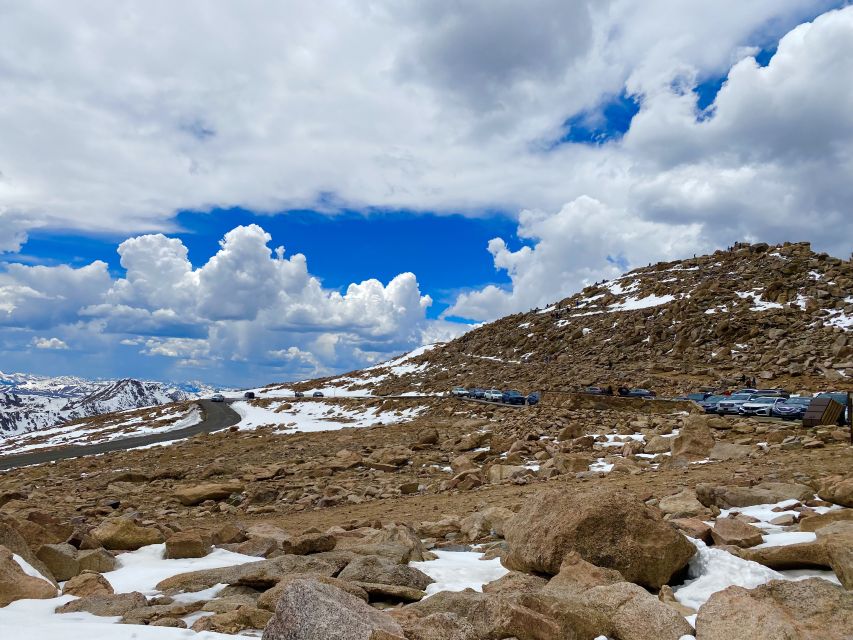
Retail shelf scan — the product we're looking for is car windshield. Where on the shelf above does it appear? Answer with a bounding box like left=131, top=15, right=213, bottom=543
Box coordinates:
left=750, top=397, right=777, bottom=404
left=705, top=395, right=725, bottom=402
left=785, top=397, right=812, bottom=405
left=728, top=394, right=752, bottom=401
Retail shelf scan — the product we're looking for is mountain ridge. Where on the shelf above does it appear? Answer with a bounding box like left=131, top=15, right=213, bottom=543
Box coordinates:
left=280, top=241, right=852, bottom=398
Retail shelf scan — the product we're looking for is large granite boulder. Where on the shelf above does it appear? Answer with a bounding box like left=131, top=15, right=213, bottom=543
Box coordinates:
left=504, top=488, right=695, bottom=588
left=694, top=578, right=853, bottom=639
left=261, top=578, right=403, bottom=640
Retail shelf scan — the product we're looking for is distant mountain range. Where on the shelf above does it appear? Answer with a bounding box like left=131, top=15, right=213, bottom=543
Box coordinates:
left=0, top=372, right=218, bottom=435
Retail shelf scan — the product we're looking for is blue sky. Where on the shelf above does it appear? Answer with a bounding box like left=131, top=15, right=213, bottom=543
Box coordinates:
left=8, top=209, right=527, bottom=320
left=1, top=1, right=851, bottom=386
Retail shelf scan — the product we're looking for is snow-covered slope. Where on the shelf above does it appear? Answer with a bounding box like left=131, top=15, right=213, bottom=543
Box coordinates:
left=0, top=372, right=215, bottom=436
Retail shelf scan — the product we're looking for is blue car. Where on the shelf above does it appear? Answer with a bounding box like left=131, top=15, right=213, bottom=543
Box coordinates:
left=502, top=389, right=526, bottom=405
left=526, top=392, right=540, bottom=406
left=771, top=396, right=812, bottom=420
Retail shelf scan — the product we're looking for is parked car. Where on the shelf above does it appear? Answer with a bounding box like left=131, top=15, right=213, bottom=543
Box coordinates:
left=618, top=388, right=656, bottom=398
left=451, top=386, right=469, bottom=398
left=752, top=389, right=790, bottom=399
left=526, top=392, right=540, bottom=406
left=502, top=389, right=525, bottom=405
left=210, top=393, right=225, bottom=402
left=583, top=386, right=610, bottom=395
left=700, top=395, right=727, bottom=413
left=716, top=393, right=754, bottom=414
left=675, top=392, right=711, bottom=402
left=243, top=391, right=255, bottom=399
left=469, top=388, right=486, bottom=399
left=294, top=391, right=304, bottom=398
left=739, top=396, right=785, bottom=416
left=484, top=389, right=503, bottom=402
left=771, top=396, right=812, bottom=420
left=732, top=388, right=758, bottom=395
left=312, top=391, right=324, bottom=398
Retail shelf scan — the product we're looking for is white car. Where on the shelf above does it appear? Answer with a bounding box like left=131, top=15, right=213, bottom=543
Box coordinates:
left=484, top=389, right=503, bottom=402
left=739, top=396, right=784, bottom=416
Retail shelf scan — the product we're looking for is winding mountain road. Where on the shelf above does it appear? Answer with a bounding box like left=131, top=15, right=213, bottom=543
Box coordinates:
left=0, top=399, right=241, bottom=472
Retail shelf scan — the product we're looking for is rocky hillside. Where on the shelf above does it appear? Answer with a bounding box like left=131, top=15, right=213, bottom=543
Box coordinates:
left=312, top=241, right=852, bottom=397
left=0, top=374, right=212, bottom=435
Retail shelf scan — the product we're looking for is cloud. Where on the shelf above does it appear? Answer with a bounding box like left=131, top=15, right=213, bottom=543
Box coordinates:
left=32, top=337, right=69, bottom=350
left=445, top=197, right=704, bottom=320
left=0, top=1, right=846, bottom=254
left=447, top=6, right=853, bottom=320
left=0, top=224, right=461, bottom=381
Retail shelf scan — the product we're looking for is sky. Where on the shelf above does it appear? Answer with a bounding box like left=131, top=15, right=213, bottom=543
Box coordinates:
left=1, top=0, right=852, bottom=386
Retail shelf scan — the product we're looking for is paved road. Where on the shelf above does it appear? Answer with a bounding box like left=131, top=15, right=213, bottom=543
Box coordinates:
left=0, top=400, right=241, bottom=472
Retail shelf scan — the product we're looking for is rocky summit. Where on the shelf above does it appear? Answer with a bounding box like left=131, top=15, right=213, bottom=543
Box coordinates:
left=302, top=241, right=852, bottom=398
left=0, top=242, right=851, bottom=639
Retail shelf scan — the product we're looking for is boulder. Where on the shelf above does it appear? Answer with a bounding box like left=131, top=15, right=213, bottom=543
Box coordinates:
left=77, top=548, right=116, bottom=573
left=157, top=554, right=340, bottom=593
left=165, top=531, right=211, bottom=559
left=0, top=522, right=57, bottom=586
left=799, top=509, right=853, bottom=532
left=56, top=591, right=149, bottom=617
left=258, top=575, right=368, bottom=610
left=669, top=518, right=712, bottom=543
left=710, top=518, right=764, bottom=548
left=261, top=578, right=404, bottom=640
left=36, top=543, right=80, bottom=581
left=91, top=518, right=164, bottom=550
left=398, top=612, right=478, bottom=640
left=695, top=482, right=814, bottom=509
left=337, top=524, right=432, bottom=562
left=658, top=489, right=706, bottom=518
left=487, top=464, right=527, bottom=484
left=643, top=435, right=672, bottom=454
left=350, top=581, right=425, bottom=603
left=0, top=545, right=57, bottom=606
left=694, top=578, right=853, bottom=640
left=174, top=481, right=244, bottom=506
left=735, top=540, right=829, bottom=570
left=817, top=475, right=853, bottom=508
left=670, top=415, right=715, bottom=460
left=192, top=606, right=273, bottom=633
left=504, top=488, right=695, bottom=588
left=395, top=589, right=560, bottom=640
left=459, top=507, right=515, bottom=540
left=281, top=533, right=336, bottom=556
left=816, top=522, right=853, bottom=589
left=62, top=571, right=115, bottom=597
left=708, top=442, right=752, bottom=461
left=338, top=555, right=432, bottom=590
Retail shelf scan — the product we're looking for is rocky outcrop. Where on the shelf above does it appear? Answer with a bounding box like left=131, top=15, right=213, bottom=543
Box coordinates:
left=165, top=531, right=211, bottom=559
left=56, top=591, right=149, bottom=617
left=261, top=578, right=404, bottom=640
left=710, top=518, right=764, bottom=548
left=62, top=571, right=115, bottom=597
left=174, top=481, right=244, bottom=506
left=0, top=545, right=57, bottom=606
left=337, top=555, right=433, bottom=591
left=670, top=416, right=715, bottom=461
left=818, top=474, right=853, bottom=508
left=695, top=482, right=815, bottom=509
left=504, top=487, right=695, bottom=588
left=91, top=518, right=164, bottom=550
left=694, top=578, right=853, bottom=640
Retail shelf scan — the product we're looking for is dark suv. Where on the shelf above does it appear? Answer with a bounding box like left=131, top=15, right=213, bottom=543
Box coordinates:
left=502, top=389, right=526, bottom=405
left=771, top=396, right=812, bottom=420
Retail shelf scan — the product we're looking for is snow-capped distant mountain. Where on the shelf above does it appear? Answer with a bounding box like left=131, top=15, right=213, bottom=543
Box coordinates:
left=0, top=372, right=218, bottom=436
